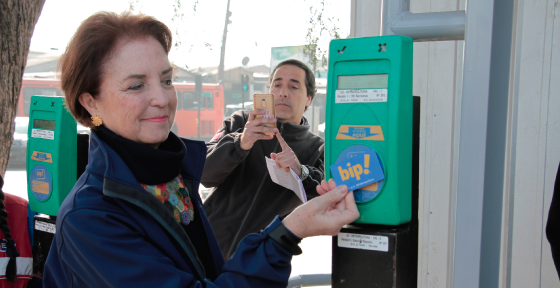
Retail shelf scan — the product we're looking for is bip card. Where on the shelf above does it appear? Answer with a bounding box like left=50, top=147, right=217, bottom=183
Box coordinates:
left=329, top=149, right=385, bottom=191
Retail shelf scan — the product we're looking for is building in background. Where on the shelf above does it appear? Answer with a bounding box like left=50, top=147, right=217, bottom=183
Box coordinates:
left=20, top=51, right=332, bottom=140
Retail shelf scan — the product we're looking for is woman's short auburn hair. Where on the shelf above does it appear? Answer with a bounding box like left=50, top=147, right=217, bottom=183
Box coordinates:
left=59, top=11, right=173, bottom=127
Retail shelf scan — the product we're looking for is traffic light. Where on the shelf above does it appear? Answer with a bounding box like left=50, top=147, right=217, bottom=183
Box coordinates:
left=241, top=74, right=249, bottom=92
left=227, top=11, right=232, bottom=24
left=240, top=74, right=249, bottom=109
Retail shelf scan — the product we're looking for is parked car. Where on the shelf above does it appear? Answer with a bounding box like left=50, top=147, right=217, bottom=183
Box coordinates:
left=224, top=101, right=254, bottom=119
left=9, top=117, right=29, bottom=165
left=77, top=123, right=90, bottom=135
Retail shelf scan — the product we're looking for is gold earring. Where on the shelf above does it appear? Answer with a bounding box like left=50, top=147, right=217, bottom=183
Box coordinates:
left=91, top=114, right=103, bottom=126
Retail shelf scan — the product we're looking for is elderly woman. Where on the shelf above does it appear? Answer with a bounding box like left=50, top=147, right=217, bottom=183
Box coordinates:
left=42, top=11, right=358, bottom=288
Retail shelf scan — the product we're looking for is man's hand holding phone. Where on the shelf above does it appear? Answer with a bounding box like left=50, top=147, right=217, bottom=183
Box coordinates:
left=240, top=109, right=278, bottom=150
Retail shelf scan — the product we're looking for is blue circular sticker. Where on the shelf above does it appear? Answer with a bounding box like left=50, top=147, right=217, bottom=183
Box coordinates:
left=335, top=145, right=385, bottom=203
left=29, top=164, right=52, bottom=202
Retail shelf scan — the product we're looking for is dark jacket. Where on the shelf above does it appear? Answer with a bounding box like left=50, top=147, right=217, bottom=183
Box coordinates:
left=547, top=161, right=560, bottom=279
left=202, top=110, right=324, bottom=259
left=43, top=131, right=295, bottom=288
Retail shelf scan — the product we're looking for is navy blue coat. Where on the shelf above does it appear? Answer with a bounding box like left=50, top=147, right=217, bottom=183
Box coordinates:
left=43, top=132, right=293, bottom=287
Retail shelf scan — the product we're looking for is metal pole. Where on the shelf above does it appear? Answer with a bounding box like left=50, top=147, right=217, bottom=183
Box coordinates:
left=390, top=11, right=466, bottom=41
left=218, top=0, right=231, bottom=82
left=451, top=0, right=496, bottom=286
left=478, top=0, right=513, bottom=286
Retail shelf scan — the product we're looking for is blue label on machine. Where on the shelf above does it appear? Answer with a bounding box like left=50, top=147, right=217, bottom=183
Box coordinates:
left=30, top=164, right=52, bottom=202
left=334, top=145, right=385, bottom=203
left=330, top=148, right=384, bottom=193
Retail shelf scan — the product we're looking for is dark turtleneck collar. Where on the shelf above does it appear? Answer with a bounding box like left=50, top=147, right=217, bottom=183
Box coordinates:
left=94, top=125, right=186, bottom=185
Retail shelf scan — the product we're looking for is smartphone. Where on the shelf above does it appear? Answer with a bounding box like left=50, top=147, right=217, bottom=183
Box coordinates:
left=253, top=93, right=276, bottom=135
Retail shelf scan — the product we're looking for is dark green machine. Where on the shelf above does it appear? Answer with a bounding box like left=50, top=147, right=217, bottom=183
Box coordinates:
left=26, top=95, right=90, bottom=276
left=325, top=36, right=419, bottom=287
left=325, top=35, right=413, bottom=225
left=27, top=96, right=77, bottom=216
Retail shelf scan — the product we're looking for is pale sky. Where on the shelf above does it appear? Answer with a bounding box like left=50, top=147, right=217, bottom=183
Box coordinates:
left=30, top=0, right=350, bottom=70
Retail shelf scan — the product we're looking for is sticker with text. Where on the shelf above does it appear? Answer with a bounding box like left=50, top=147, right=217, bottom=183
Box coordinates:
left=35, top=221, right=56, bottom=234
left=336, top=125, right=384, bottom=141
left=338, top=233, right=389, bottom=252
left=335, top=89, right=388, bottom=103
left=31, top=151, right=53, bottom=163
left=31, top=129, right=54, bottom=140
left=330, top=149, right=384, bottom=191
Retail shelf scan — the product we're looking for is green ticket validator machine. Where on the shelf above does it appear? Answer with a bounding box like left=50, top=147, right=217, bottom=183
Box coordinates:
left=325, top=35, right=413, bottom=225
left=27, top=95, right=77, bottom=216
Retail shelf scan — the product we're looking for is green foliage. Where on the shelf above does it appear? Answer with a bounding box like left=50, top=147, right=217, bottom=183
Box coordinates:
left=303, top=0, right=341, bottom=76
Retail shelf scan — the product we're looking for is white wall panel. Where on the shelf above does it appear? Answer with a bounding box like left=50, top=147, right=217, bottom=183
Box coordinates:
left=508, top=0, right=559, bottom=287
left=539, top=0, right=560, bottom=286
left=410, top=0, right=465, bottom=287
left=540, top=1, right=560, bottom=285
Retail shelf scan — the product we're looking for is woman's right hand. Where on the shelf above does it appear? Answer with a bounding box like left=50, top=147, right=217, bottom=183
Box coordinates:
left=240, top=109, right=278, bottom=150
left=282, top=179, right=360, bottom=239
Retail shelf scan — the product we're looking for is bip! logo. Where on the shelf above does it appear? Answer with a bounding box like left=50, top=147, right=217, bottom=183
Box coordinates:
left=330, top=148, right=385, bottom=191
left=35, top=169, right=45, bottom=180
left=338, top=154, right=373, bottom=181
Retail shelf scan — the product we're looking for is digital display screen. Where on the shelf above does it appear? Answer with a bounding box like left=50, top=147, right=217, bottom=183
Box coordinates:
left=337, top=74, right=389, bottom=89
left=34, top=119, right=56, bottom=130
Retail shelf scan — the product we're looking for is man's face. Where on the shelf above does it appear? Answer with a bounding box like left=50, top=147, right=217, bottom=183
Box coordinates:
left=269, top=64, right=312, bottom=125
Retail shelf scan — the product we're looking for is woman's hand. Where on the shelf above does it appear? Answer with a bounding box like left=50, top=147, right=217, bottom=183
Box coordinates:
left=282, top=179, right=360, bottom=239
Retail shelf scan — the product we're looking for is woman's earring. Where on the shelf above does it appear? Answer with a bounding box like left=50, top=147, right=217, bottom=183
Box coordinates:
left=91, top=114, right=103, bottom=126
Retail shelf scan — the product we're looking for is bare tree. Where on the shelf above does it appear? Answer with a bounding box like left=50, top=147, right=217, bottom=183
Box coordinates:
left=0, top=0, right=45, bottom=176
left=303, top=0, right=341, bottom=76
left=129, top=0, right=204, bottom=70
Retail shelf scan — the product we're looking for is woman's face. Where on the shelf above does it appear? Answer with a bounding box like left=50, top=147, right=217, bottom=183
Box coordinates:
left=82, top=36, right=177, bottom=148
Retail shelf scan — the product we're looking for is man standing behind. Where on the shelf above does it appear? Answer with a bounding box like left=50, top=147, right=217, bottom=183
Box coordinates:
left=202, top=59, right=324, bottom=259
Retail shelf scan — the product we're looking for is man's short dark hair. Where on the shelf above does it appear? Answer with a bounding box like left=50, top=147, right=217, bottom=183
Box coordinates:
left=269, top=59, right=317, bottom=110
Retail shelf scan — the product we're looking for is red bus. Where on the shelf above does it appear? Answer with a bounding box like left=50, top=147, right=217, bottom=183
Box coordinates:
left=173, top=82, right=224, bottom=141
left=17, top=78, right=224, bottom=140
left=17, top=78, right=62, bottom=117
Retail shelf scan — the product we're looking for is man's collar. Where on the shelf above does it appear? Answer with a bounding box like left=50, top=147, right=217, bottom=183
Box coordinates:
left=278, top=116, right=308, bottom=126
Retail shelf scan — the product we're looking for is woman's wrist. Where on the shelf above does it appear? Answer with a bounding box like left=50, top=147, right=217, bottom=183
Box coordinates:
left=281, top=216, right=306, bottom=239
left=270, top=220, right=303, bottom=255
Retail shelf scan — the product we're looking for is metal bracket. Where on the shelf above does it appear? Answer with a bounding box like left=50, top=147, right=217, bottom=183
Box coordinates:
left=381, top=0, right=465, bottom=41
